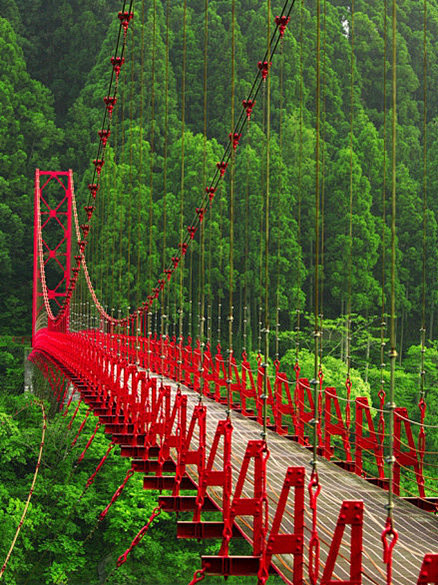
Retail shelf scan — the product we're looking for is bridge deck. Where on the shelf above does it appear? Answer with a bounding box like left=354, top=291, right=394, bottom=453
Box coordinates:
left=164, top=378, right=437, bottom=585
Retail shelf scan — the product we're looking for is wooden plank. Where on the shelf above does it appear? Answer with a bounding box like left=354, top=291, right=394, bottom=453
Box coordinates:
left=162, top=378, right=437, bottom=585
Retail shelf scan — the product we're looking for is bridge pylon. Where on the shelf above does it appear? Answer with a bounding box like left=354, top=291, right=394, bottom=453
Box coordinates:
left=32, top=169, right=74, bottom=343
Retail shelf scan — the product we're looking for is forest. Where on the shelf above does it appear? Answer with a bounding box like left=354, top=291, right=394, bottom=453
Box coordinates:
left=0, top=0, right=437, bottom=583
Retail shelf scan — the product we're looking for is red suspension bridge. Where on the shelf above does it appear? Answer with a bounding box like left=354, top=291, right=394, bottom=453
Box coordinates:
left=24, top=1, right=438, bottom=584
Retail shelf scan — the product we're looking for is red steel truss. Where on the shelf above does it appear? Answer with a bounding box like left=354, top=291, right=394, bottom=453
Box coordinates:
left=32, top=170, right=73, bottom=341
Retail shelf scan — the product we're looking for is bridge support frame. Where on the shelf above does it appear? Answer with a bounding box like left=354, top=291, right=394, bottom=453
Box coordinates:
left=33, top=169, right=73, bottom=341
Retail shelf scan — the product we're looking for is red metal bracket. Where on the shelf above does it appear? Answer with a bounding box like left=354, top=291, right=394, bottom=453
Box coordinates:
left=33, top=169, right=73, bottom=340
left=261, top=466, right=305, bottom=585
left=394, top=407, right=426, bottom=497
left=323, top=388, right=351, bottom=462
left=295, top=377, right=317, bottom=445
left=272, top=370, right=294, bottom=435
left=417, top=554, right=438, bottom=584
left=320, top=501, right=363, bottom=585
left=220, top=440, right=268, bottom=557
left=355, top=397, right=384, bottom=479
left=194, top=418, right=233, bottom=522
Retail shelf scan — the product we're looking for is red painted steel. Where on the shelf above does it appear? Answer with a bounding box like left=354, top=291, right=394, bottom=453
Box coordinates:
left=320, top=501, right=363, bottom=585
left=323, top=388, right=351, bottom=462
left=32, top=170, right=73, bottom=341
left=260, top=466, right=305, bottom=585
left=355, top=396, right=385, bottom=478
left=394, top=407, right=426, bottom=498
left=417, top=554, right=438, bottom=584
left=30, top=331, right=435, bottom=585
left=219, top=440, right=269, bottom=557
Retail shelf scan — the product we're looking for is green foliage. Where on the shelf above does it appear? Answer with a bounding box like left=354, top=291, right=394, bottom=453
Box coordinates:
left=0, top=337, right=26, bottom=394
left=0, top=390, right=286, bottom=584
left=1, top=2, right=438, bottom=577
left=282, top=347, right=372, bottom=403
left=0, top=0, right=437, bottom=349
left=0, top=18, right=62, bottom=334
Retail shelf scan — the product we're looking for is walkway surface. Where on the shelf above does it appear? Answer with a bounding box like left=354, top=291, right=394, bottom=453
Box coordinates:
left=162, top=377, right=437, bottom=585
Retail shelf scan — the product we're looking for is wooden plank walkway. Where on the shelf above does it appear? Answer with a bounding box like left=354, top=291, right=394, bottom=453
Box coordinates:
left=163, top=377, right=437, bottom=585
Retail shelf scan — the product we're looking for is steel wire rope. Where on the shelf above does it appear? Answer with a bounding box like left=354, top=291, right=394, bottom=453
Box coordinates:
left=226, top=0, right=236, bottom=419
left=380, top=1, right=399, bottom=561
left=177, top=0, right=188, bottom=386
left=274, top=6, right=287, bottom=365
left=145, top=0, right=159, bottom=357
left=387, top=0, right=398, bottom=506
left=0, top=399, right=39, bottom=426
left=392, top=460, right=438, bottom=485
left=138, top=0, right=298, bottom=318
left=416, top=0, right=429, bottom=487
left=159, top=0, right=169, bottom=378
left=188, top=225, right=194, bottom=340
left=132, top=0, right=147, bottom=363
left=298, top=382, right=438, bottom=427
left=147, top=0, right=157, bottom=309
left=135, top=0, right=146, bottom=311
left=126, top=20, right=137, bottom=308
left=216, top=186, right=224, bottom=347
left=389, top=433, right=438, bottom=458
left=319, top=0, right=327, bottom=371
left=98, top=137, right=109, bottom=299
left=50, top=1, right=133, bottom=326
left=73, top=0, right=298, bottom=329
left=242, top=114, right=251, bottom=355
left=0, top=400, right=47, bottom=580
left=85, top=0, right=131, bottom=206
left=206, top=177, right=213, bottom=350
left=91, top=149, right=100, bottom=294
left=116, top=53, right=129, bottom=312
left=293, top=0, right=305, bottom=366
left=345, top=0, right=355, bottom=412
left=161, top=0, right=171, bottom=345
left=307, top=19, right=323, bottom=585
left=197, top=0, right=209, bottom=401
left=261, top=0, right=272, bottom=446
left=378, top=4, right=401, bottom=577
left=257, top=57, right=266, bottom=359
left=378, top=0, right=389, bottom=454
left=108, top=106, right=118, bottom=311
left=110, top=41, right=123, bottom=311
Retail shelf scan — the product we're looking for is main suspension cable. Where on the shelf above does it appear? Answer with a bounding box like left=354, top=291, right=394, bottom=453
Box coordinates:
left=61, top=1, right=297, bottom=331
